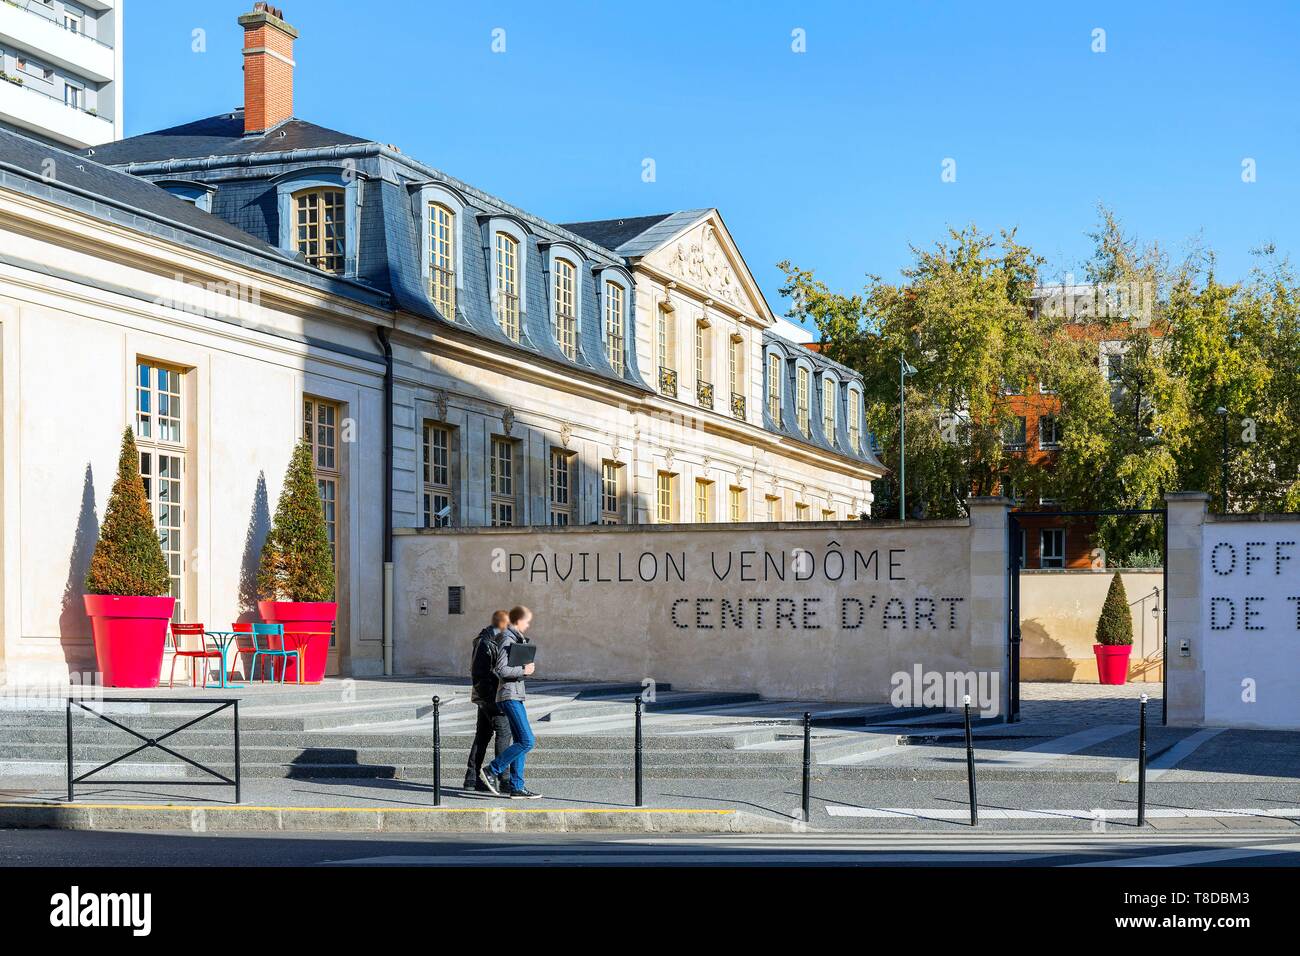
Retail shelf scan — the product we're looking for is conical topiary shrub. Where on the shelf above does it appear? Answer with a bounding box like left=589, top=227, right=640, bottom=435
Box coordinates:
left=83, top=428, right=175, bottom=688
left=1095, top=572, right=1133, bottom=646
left=85, top=428, right=171, bottom=597
left=257, top=437, right=336, bottom=603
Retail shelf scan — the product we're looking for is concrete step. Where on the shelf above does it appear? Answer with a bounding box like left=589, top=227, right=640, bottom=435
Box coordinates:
left=2, top=743, right=819, bottom=768
left=540, top=691, right=762, bottom=722
left=1, top=760, right=191, bottom=779
left=199, top=763, right=820, bottom=781
left=3, top=727, right=821, bottom=752
left=737, top=731, right=899, bottom=761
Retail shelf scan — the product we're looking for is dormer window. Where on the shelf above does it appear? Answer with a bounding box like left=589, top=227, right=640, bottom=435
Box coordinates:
left=277, top=172, right=358, bottom=277
left=428, top=202, right=456, bottom=318
left=604, top=280, right=626, bottom=375
left=822, top=376, right=837, bottom=447
left=159, top=181, right=215, bottom=213
left=848, top=387, right=862, bottom=452
left=553, top=258, right=577, bottom=359
left=796, top=365, right=810, bottom=434
left=767, top=352, right=782, bottom=425
left=294, top=187, right=345, bottom=274
left=495, top=231, right=521, bottom=341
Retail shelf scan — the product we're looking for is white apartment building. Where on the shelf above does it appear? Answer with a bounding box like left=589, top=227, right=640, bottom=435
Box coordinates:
left=0, top=0, right=121, bottom=148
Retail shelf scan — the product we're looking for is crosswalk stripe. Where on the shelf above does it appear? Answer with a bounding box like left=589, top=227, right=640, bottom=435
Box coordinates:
left=826, top=806, right=1300, bottom=819
left=1069, top=841, right=1300, bottom=867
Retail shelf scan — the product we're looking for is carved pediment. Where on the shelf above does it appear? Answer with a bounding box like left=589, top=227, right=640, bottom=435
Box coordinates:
left=648, top=219, right=755, bottom=314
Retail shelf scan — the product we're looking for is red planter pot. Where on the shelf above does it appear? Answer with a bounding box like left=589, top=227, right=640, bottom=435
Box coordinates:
left=83, top=594, right=176, bottom=688
left=1093, top=644, right=1133, bottom=685
left=258, top=601, right=337, bottom=683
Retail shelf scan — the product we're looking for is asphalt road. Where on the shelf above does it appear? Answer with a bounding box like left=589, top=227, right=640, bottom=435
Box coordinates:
left=3, top=827, right=1299, bottom=866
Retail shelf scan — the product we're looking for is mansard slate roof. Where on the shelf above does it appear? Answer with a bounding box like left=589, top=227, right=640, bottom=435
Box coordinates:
left=0, top=128, right=388, bottom=312
left=84, top=113, right=644, bottom=390
left=762, top=330, right=885, bottom=470
left=70, top=112, right=880, bottom=468
left=84, top=113, right=371, bottom=165
left=561, top=211, right=711, bottom=259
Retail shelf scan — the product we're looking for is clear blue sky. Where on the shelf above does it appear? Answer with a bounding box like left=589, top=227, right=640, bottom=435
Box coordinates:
left=124, top=0, right=1300, bottom=324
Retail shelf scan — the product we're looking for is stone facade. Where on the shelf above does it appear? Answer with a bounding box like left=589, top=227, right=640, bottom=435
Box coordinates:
left=396, top=498, right=1012, bottom=710
left=0, top=132, right=390, bottom=683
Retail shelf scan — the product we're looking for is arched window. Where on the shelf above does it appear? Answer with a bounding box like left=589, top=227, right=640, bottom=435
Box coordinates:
left=293, top=187, right=346, bottom=273
left=495, top=231, right=521, bottom=341
left=428, top=202, right=456, bottom=318
left=553, top=258, right=578, bottom=359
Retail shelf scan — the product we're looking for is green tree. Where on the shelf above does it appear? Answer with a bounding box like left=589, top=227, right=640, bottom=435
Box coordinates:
left=257, top=438, right=336, bottom=602
left=780, top=207, right=1300, bottom=548
left=84, top=428, right=171, bottom=597
left=1166, top=252, right=1300, bottom=512
left=780, top=224, right=1091, bottom=519
left=1094, top=572, right=1133, bottom=646
left=1050, top=210, right=1186, bottom=558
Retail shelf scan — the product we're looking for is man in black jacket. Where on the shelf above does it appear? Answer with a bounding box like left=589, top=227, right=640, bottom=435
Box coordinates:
left=479, top=606, right=540, bottom=799
left=464, top=610, right=513, bottom=793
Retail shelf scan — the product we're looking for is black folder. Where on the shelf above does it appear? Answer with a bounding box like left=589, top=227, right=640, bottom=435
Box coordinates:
left=507, top=643, right=537, bottom=667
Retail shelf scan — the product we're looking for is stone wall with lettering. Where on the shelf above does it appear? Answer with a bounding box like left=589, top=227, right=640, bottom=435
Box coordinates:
left=1200, top=518, right=1300, bottom=729
left=394, top=503, right=1011, bottom=707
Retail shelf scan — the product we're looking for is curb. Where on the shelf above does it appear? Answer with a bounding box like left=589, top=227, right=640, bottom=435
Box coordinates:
left=0, top=803, right=796, bottom=834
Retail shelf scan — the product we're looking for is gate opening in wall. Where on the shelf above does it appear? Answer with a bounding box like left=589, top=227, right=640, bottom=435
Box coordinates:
left=1007, top=508, right=1168, bottom=724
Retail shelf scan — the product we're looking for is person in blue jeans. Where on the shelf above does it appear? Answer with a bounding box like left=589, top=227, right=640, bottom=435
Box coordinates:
left=479, top=606, right=542, bottom=799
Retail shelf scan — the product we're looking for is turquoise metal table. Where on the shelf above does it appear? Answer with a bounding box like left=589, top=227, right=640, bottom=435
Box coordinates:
left=201, top=631, right=246, bottom=689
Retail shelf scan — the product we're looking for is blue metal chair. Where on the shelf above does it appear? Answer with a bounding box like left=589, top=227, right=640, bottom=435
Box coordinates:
left=245, top=623, right=295, bottom=683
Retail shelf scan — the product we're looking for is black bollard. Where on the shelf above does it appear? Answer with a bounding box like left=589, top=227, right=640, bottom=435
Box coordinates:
left=634, top=696, right=644, bottom=807
left=801, top=712, right=812, bottom=823
left=1137, top=693, right=1148, bottom=826
left=65, top=698, right=73, bottom=803
left=233, top=699, right=241, bottom=805
left=963, top=695, right=978, bottom=826
left=432, top=695, right=442, bottom=807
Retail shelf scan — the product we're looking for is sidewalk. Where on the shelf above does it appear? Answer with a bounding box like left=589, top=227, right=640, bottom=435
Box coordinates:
left=3, top=680, right=1298, bottom=834
left=4, top=772, right=1300, bottom=834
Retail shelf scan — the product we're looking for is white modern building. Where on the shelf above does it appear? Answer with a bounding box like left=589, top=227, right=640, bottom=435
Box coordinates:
left=0, top=0, right=121, bottom=148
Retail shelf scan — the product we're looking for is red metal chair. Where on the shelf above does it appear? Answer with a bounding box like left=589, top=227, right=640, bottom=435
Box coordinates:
left=232, top=622, right=253, bottom=681
left=168, top=623, right=222, bottom=688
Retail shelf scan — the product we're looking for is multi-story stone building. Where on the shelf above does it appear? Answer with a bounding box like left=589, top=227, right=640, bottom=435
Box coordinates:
left=85, top=3, right=882, bottom=534
left=0, top=4, right=883, bottom=684
left=0, top=125, right=389, bottom=684
left=0, top=0, right=121, bottom=148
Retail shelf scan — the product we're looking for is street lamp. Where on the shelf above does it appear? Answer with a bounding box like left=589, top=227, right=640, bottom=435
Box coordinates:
left=899, top=355, right=918, bottom=521
left=1215, top=406, right=1229, bottom=513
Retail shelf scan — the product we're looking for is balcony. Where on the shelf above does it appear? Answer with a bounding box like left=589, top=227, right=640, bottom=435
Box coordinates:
left=0, top=72, right=113, bottom=147
left=0, top=3, right=115, bottom=81
left=731, top=392, right=746, bottom=420
left=697, top=380, right=713, bottom=409
left=658, top=366, right=678, bottom=399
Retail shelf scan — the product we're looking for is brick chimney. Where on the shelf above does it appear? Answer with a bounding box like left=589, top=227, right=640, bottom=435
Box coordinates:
left=239, top=3, right=298, bottom=135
